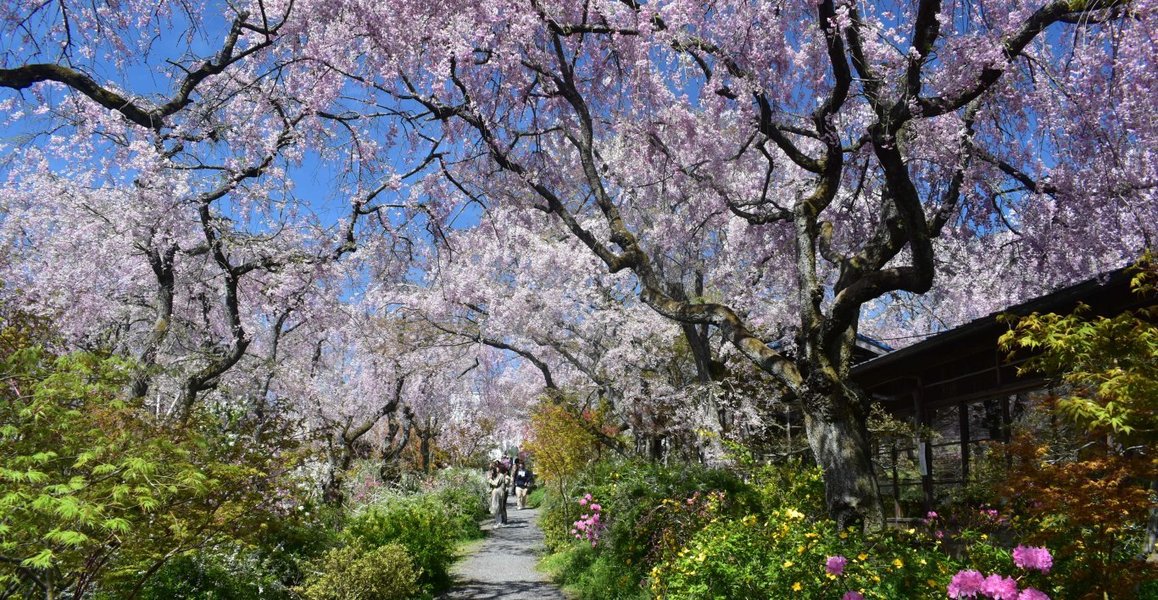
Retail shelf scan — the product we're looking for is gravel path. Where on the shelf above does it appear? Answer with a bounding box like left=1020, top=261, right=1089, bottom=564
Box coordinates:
left=440, top=505, right=567, bottom=600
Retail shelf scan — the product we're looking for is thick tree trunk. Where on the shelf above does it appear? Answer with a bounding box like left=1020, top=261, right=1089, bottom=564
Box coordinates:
left=1146, top=479, right=1158, bottom=561
left=419, top=433, right=432, bottom=473
left=322, top=444, right=353, bottom=505
left=801, top=386, right=884, bottom=531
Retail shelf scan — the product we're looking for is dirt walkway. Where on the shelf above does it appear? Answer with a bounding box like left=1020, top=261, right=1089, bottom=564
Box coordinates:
left=440, top=506, right=567, bottom=600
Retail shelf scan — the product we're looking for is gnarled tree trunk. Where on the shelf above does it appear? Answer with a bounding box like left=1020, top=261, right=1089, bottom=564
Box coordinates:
left=801, top=383, right=883, bottom=530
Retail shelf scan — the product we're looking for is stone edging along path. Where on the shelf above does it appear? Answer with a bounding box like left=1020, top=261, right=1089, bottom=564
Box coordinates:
left=439, top=506, right=568, bottom=600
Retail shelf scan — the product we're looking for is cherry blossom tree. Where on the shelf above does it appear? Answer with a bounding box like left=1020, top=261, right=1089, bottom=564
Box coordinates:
left=3, top=0, right=1154, bottom=530
left=0, top=0, right=434, bottom=423
left=306, top=0, right=1155, bottom=527
left=397, top=205, right=766, bottom=460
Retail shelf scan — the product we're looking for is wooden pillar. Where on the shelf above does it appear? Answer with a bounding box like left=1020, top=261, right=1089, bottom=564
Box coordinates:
left=891, top=443, right=901, bottom=519
left=1001, top=394, right=1012, bottom=443
left=959, top=400, right=970, bottom=482
left=913, top=378, right=934, bottom=512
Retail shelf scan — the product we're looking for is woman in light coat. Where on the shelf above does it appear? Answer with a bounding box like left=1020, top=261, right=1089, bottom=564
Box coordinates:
left=487, top=461, right=510, bottom=526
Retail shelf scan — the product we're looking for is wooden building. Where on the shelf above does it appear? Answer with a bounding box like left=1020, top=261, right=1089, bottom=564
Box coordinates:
left=850, top=267, right=1144, bottom=513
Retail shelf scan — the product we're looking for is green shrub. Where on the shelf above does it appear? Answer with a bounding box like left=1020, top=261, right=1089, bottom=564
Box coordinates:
left=251, top=507, right=345, bottom=591
left=540, top=543, right=646, bottom=600
left=0, top=345, right=309, bottom=599
left=344, top=495, right=459, bottom=590
left=539, top=459, right=756, bottom=597
left=110, top=498, right=343, bottom=599
left=526, top=487, right=546, bottom=508
left=432, top=485, right=487, bottom=540
left=298, top=543, right=418, bottom=600
left=540, top=459, right=977, bottom=600
left=130, top=546, right=288, bottom=600
left=649, top=513, right=964, bottom=599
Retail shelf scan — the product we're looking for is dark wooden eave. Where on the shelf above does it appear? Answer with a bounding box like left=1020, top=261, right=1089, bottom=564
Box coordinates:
left=851, top=266, right=1141, bottom=414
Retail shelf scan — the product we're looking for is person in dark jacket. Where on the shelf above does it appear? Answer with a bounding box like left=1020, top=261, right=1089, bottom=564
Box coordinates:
left=512, top=458, right=534, bottom=510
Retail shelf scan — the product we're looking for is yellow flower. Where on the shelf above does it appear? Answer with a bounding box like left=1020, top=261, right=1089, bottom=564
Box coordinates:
left=805, top=532, right=819, bottom=539
left=785, top=508, right=805, bottom=520
left=980, top=534, right=988, bottom=540
left=927, top=579, right=938, bottom=588
left=839, top=531, right=848, bottom=539
left=792, top=582, right=802, bottom=592
left=783, top=560, right=794, bottom=568
left=797, top=545, right=806, bottom=554
left=857, top=553, right=868, bottom=561
left=893, top=558, right=904, bottom=569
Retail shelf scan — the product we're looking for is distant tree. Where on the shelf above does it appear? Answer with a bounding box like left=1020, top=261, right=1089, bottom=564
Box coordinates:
left=524, top=401, right=610, bottom=496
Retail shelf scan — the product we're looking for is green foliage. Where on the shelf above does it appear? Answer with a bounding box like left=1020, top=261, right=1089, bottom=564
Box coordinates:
left=539, top=458, right=757, bottom=598
left=641, top=463, right=965, bottom=599
left=126, top=508, right=343, bottom=600
left=0, top=340, right=308, bottom=598
left=999, top=252, right=1157, bottom=440
left=129, top=546, right=290, bottom=600
left=541, top=543, right=647, bottom=600
left=99, top=467, right=484, bottom=599
left=538, top=459, right=1017, bottom=600
left=126, top=472, right=487, bottom=599
left=526, top=487, right=547, bottom=509
left=649, top=509, right=962, bottom=599
left=428, top=467, right=490, bottom=537
left=298, top=542, right=419, bottom=600
left=343, top=485, right=483, bottom=593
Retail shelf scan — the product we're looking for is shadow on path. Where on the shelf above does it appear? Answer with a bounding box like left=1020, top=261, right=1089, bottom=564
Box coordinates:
left=439, top=506, right=566, bottom=600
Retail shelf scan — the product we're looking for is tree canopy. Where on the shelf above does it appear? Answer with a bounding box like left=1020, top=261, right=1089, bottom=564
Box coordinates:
left=1, top=0, right=1154, bottom=527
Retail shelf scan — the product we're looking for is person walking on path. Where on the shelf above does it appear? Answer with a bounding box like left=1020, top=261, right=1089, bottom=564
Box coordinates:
left=486, top=461, right=510, bottom=526
left=512, top=459, right=534, bottom=510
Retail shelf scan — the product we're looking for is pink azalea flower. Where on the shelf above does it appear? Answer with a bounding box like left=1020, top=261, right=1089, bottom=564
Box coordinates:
left=1018, top=588, right=1050, bottom=600
left=842, top=592, right=864, bottom=600
left=1012, top=545, right=1053, bottom=573
left=981, top=574, right=1020, bottom=600
left=947, top=570, right=985, bottom=598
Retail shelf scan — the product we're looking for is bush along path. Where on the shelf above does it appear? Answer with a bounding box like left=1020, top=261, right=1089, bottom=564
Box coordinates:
left=440, top=506, right=567, bottom=599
